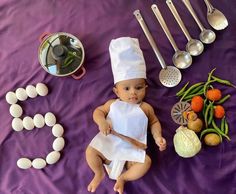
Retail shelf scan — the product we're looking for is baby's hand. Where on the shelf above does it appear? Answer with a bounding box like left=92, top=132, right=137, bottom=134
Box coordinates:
left=155, top=137, right=167, bottom=151
left=98, top=121, right=112, bottom=136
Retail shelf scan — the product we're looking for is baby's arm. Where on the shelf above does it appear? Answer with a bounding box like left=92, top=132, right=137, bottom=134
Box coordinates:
left=142, top=103, right=167, bottom=151
left=93, top=99, right=115, bottom=135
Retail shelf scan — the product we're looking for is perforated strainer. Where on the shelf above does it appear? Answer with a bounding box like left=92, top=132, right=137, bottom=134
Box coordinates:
left=134, top=10, right=182, bottom=88
left=171, top=101, right=191, bottom=125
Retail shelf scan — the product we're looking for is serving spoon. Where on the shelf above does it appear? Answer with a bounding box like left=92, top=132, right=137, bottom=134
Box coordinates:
left=151, top=4, right=192, bottom=69
left=166, top=0, right=204, bottom=56
left=204, top=0, right=228, bottom=30
left=134, top=10, right=182, bottom=88
left=182, top=0, right=216, bottom=44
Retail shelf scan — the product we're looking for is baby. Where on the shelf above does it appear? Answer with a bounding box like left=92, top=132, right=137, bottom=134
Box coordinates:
left=86, top=37, right=166, bottom=194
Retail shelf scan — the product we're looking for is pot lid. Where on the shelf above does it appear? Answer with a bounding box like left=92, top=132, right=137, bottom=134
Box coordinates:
left=38, top=32, right=85, bottom=76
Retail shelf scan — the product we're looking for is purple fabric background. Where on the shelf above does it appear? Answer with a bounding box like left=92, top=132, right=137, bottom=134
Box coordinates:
left=0, top=0, right=236, bottom=194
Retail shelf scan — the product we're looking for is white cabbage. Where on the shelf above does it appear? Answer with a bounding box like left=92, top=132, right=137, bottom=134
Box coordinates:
left=173, top=126, right=201, bottom=158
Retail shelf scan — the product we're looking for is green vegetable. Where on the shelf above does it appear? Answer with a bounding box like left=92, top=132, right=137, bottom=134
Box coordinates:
left=216, top=94, right=231, bottom=104
left=180, top=82, right=204, bottom=101
left=188, top=84, right=204, bottom=95
left=207, top=103, right=214, bottom=126
left=212, top=119, right=230, bottom=140
left=204, top=102, right=213, bottom=128
left=220, top=117, right=225, bottom=132
left=207, top=68, right=216, bottom=81
left=224, top=118, right=229, bottom=135
left=202, top=98, right=208, bottom=115
left=62, top=56, right=74, bottom=67
left=212, top=75, right=236, bottom=88
left=200, top=128, right=222, bottom=142
left=203, top=80, right=216, bottom=96
left=183, top=89, right=204, bottom=101
left=176, top=82, right=189, bottom=96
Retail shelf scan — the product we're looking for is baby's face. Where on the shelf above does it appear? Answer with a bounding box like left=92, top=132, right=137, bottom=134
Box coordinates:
left=113, top=78, right=147, bottom=104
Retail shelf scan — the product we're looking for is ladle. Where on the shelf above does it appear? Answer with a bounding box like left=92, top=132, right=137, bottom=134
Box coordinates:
left=182, top=0, right=216, bottom=44
left=151, top=4, right=192, bottom=69
left=133, top=10, right=181, bottom=88
left=204, top=0, right=228, bottom=30
left=166, top=0, right=204, bottom=56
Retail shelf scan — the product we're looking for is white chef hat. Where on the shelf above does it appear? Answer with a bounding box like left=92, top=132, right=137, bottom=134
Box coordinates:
left=109, top=37, right=146, bottom=84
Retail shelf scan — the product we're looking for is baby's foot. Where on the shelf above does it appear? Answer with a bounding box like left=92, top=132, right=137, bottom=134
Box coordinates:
left=87, top=173, right=105, bottom=192
left=114, top=178, right=125, bottom=194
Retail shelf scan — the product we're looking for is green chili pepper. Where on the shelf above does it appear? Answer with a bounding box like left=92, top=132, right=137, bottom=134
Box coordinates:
left=176, top=82, right=190, bottom=97
left=212, top=119, right=230, bottom=140
left=200, top=128, right=222, bottom=142
left=224, top=118, right=229, bottom=135
left=207, top=68, right=216, bottom=81
left=180, top=82, right=204, bottom=101
left=216, top=94, right=231, bottom=104
left=220, top=117, right=225, bottom=132
left=212, top=75, right=236, bottom=88
left=207, top=104, right=214, bottom=126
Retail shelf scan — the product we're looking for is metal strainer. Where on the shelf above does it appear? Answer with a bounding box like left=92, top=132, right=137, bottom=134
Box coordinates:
left=171, top=101, right=191, bottom=125
left=134, top=10, right=182, bottom=88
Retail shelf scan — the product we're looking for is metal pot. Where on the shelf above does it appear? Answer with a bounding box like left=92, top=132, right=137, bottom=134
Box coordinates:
left=38, top=32, right=86, bottom=80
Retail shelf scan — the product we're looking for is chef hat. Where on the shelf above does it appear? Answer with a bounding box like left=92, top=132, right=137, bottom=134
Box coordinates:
left=109, top=37, right=146, bottom=84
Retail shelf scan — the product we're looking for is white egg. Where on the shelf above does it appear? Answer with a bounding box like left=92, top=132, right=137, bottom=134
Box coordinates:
left=32, top=158, right=46, bottom=169
left=26, top=85, right=37, bottom=98
left=36, top=83, right=48, bottom=96
left=5, top=91, right=18, bottom=104
left=12, top=118, right=23, bottom=131
left=45, top=112, right=56, bottom=127
left=9, top=104, right=23, bottom=118
left=46, top=151, right=61, bottom=164
left=17, top=157, right=32, bottom=169
left=33, top=114, right=45, bottom=128
left=52, top=124, right=64, bottom=137
left=53, top=137, right=65, bottom=151
left=23, top=116, right=34, bottom=130
left=15, top=88, right=28, bottom=101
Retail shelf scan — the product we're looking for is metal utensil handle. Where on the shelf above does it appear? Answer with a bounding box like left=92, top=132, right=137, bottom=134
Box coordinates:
left=151, top=4, right=179, bottom=52
left=203, top=0, right=214, bottom=13
left=166, top=0, right=192, bottom=41
left=182, top=0, right=205, bottom=31
left=133, top=10, right=166, bottom=69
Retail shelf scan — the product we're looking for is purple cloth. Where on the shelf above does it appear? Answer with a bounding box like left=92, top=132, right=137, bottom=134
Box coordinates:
left=0, top=0, right=236, bottom=193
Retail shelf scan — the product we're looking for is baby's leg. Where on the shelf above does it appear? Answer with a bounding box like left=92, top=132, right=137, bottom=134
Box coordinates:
left=86, top=146, right=110, bottom=192
left=114, top=154, right=152, bottom=194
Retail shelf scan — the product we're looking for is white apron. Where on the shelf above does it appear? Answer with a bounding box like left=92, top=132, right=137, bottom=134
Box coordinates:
left=89, top=99, right=148, bottom=179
